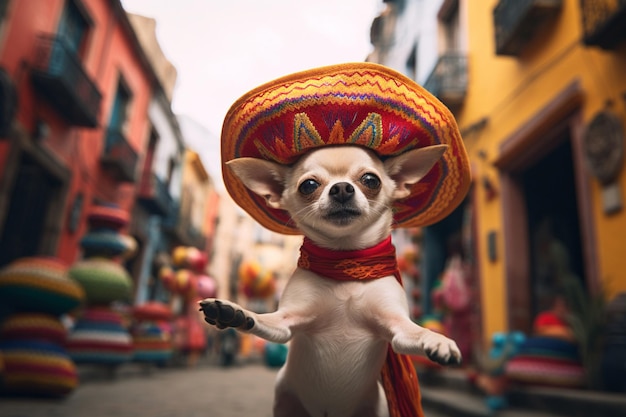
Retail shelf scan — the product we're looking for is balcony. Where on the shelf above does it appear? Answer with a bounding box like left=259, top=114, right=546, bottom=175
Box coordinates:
left=138, top=172, right=174, bottom=216
left=100, top=130, right=138, bottom=182
left=187, top=225, right=207, bottom=250
left=580, top=0, right=626, bottom=49
left=162, top=199, right=178, bottom=226
left=423, top=52, right=467, bottom=111
left=30, top=34, right=102, bottom=127
left=493, top=0, right=562, bottom=56
left=163, top=202, right=206, bottom=249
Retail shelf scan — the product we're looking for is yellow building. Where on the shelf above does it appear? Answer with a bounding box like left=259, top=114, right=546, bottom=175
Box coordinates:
left=369, top=0, right=626, bottom=349
left=454, top=0, right=626, bottom=340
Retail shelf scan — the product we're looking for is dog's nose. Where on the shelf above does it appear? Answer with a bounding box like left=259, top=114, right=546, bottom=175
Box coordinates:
left=329, top=182, right=355, bottom=203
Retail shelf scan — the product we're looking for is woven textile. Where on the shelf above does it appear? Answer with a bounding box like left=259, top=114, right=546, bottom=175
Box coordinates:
left=221, top=62, right=470, bottom=235
left=132, top=323, right=172, bottom=364
left=68, top=258, right=132, bottom=305
left=80, top=229, right=130, bottom=257
left=86, top=203, right=129, bottom=231
left=298, top=236, right=398, bottom=280
left=0, top=257, right=84, bottom=315
left=133, top=302, right=172, bottom=322
left=0, top=340, right=78, bottom=397
left=0, top=313, right=67, bottom=345
left=66, top=307, right=133, bottom=365
left=505, top=337, right=585, bottom=388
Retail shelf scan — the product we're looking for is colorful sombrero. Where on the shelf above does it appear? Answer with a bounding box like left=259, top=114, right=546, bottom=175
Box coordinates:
left=0, top=313, right=68, bottom=346
left=221, top=62, right=471, bottom=235
left=0, top=339, right=78, bottom=397
left=0, top=257, right=85, bottom=315
left=133, top=301, right=172, bottom=322
left=66, top=307, right=133, bottom=365
left=86, top=202, right=129, bottom=231
left=68, top=258, right=133, bottom=305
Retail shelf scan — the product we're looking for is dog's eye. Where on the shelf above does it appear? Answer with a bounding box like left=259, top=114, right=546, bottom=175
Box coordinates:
left=360, top=173, right=381, bottom=190
left=299, top=179, right=320, bottom=195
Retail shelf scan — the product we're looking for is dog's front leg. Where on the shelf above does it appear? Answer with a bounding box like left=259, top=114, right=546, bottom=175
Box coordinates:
left=389, top=318, right=462, bottom=365
left=199, top=299, right=303, bottom=344
left=371, top=288, right=462, bottom=365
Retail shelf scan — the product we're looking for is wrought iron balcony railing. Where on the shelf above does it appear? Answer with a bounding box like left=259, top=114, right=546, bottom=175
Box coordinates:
left=187, top=225, right=207, bottom=250
left=100, top=129, right=138, bottom=182
left=580, top=0, right=626, bottom=49
left=162, top=200, right=180, bottom=231
left=31, top=34, right=102, bottom=127
left=163, top=204, right=206, bottom=249
left=423, top=52, right=467, bottom=111
left=138, top=172, right=174, bottom=216
left=493, top=0, right=562, bottom=56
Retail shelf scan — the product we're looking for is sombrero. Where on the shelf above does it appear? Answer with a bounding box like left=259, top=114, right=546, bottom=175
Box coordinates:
left=221, top=62, right=470, bottom=235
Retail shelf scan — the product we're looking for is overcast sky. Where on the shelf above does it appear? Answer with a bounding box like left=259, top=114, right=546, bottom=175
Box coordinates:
left=121, top=0, right=382, bottom=137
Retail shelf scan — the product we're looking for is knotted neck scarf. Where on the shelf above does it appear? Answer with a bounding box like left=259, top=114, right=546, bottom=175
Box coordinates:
left=297, top=236, right=424, bottom=417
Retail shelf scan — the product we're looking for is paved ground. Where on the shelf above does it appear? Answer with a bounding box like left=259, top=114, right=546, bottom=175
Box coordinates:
left=0, top=363, right=278, bottom=417
left=0, top=358, right=449, bottom=417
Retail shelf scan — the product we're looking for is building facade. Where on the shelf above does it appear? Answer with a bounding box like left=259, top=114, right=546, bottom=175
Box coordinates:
left=369, top=0, right=626, bottom=350
left=0, top=0, right=155, bottom=268
left=0, top=1, right=223, bottom=310
left=126, top=14, right=186, bottom=304
left=460, top=0, right=626, bottom=339
left=368, top=0, right=478, bottom=362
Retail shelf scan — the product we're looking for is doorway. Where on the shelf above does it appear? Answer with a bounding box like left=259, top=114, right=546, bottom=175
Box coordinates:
left=0, top=153, right=63, bottom=266
left=499, top=110, right=596, bottom=333
left=523, top=137, right=586, bottom=317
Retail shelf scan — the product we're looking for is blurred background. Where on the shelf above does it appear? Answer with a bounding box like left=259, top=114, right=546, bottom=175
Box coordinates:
left=0, top=0, right=625, bottom=416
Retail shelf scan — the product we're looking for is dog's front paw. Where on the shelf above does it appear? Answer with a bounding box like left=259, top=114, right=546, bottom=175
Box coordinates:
left=199, top=299, right=255, bottom=330
left=422, top=331, right=462, bottom=366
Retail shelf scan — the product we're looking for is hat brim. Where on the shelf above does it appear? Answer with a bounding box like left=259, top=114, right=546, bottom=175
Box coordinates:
left=221, top=62, right=471, bottom=235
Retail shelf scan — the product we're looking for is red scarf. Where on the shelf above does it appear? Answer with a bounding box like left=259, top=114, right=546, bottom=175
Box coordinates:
left=297, top=236, right=424, bottom=417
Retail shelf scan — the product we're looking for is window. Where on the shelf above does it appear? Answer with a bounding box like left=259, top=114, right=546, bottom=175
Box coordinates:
left=109, top=78, right=131, bottom=133
left=58, top=0, right=91, bottom=56
left=438, top=0, right=460, bottom=52
left=0, top=0, right=10, bottom=27
left=144, top=128, right=158, bottom=173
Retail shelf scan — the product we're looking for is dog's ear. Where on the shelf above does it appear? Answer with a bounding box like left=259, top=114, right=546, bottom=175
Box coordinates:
left=384, top=144, right=448, bottom=200
left=226, top=158, right=288, bottom=209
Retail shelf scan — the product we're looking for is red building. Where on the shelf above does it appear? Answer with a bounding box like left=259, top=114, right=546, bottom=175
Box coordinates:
left=0, top=0, right=158, bottom=267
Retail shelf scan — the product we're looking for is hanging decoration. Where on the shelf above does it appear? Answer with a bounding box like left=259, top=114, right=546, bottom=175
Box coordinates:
left=161, top=245, right=214, bottom=365
left=238, top=260, right=276, bottom=299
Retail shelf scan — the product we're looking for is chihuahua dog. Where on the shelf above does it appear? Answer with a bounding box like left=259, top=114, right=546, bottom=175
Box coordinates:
left=200, top=144, right=461, bottom=417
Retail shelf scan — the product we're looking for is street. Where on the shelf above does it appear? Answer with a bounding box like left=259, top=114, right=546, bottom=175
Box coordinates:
left=0, top=363, right=277, bottom=417
left=0, top=361, right=449, bottom=417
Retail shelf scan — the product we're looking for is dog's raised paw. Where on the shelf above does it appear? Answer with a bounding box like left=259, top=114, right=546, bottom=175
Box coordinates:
left=423, top=333, right=462, bottom=366
left=426, top=348, right=462, bottom=366
left=199, top=299, right=255, bottom=330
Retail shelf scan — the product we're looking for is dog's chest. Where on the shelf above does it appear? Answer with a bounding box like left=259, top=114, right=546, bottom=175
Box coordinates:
left=280, top=273, right=391, bottom=414
left=283, top=269, right=397, bottom=360
left=292, top=272, right=379, bottom=327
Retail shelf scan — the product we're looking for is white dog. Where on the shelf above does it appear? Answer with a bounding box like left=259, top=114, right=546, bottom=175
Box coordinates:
left=200, top=144, right=461, bottom=417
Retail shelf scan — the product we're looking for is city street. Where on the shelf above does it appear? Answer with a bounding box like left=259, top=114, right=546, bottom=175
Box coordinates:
left=1, top=1, right=626, bottom=416
left=0, top=360, right=449, bottom=417
left=0, top=363, right=278, bottom=417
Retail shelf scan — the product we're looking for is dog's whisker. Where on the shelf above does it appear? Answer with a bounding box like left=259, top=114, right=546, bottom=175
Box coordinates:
left=288, top=205, right=315, bottom=225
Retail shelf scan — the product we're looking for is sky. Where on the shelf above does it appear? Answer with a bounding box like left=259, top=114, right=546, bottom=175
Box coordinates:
left=120, top=0, right=382, bottom=138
